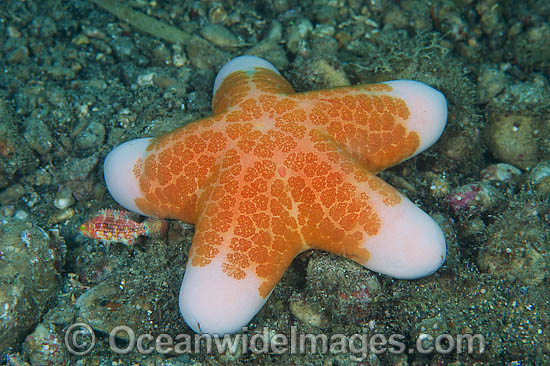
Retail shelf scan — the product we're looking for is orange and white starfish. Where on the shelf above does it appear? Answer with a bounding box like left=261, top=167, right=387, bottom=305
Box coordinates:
left=104, top=56, right=447, bottom=334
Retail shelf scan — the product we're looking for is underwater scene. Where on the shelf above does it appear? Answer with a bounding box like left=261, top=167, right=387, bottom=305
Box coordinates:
left=0, top=0, right=549, bottom=365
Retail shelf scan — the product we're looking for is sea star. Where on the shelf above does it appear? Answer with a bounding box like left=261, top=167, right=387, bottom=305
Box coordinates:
left=104, top=56, right=447, bottom=334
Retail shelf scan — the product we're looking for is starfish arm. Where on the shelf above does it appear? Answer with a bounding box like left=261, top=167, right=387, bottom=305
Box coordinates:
left=276, top=138, right=446, bottom=279
left=120, top=117, right=229, bottom=221
left=292, top=80, right=447, bottom=172
left=179, top=163, right=303, bottom=333
left=211, top=56, right=295, bottom=115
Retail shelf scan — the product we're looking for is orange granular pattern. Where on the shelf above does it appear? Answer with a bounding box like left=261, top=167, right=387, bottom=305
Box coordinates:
left=133, top=68, right=419, bottom=298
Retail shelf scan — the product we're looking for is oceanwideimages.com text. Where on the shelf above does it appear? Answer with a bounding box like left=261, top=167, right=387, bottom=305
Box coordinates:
left=65, top=323, right=485, bottom=361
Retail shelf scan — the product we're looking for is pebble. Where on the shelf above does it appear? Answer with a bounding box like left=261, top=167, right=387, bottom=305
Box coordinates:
left=0, top=205, right=15, bottom=217
left=441, top=133, right=472, bottom=163
left=485, top=113, right=539, bottom=169
left=292, top=57, right=350, bottom=90
left=186, top=35, right=231, bottom=70
left=150, top=40, right=172, bottom=65
left=265, top=20, right=283, bottom=42
left=461, top=217, right=487, bottom=238
left=76, top=121, right=106, bottom=150
left=507, top=75, right=550, bottom=108
left=200, top=24, right=241, bottom=48
left=511, top=23, right=550, bottom=71
left=27, top=167, right=53, bottom=187
left=110, top=38, right=136, bottom=62
left=43, top=65, right=77, bottom=81
left=289, top=296, right=328, bottom=328
left=72, top=33, right=90, bottom=46
left=53, top=188, right=75, bottom=210
left=30, top=15, right=57, bottom=39
left=478, top=213, right=547, bottom=286
left=476, top=65, right=506, bottom=104
left=305, top=254, right=380, bottom=325
left=171, top=44, right=188, bottom=68
left=247, top=41, right=289, bottom=70
left=480, top=163, right=522, bottom=182
left=6, top=46, right=29, bottom=64
left=479, top=2, right=504, bottom=36
left=527, top=161, right=550, bottom=195
left=58, top=155, right=99, bottom=182
left=383, top=6, right=409, bottom=30
left=0, top=184, right=25, bottom=205
left=287, top=18, right=313, bottom=55
left=426, top=173, right=451, bottom=199
left=208, top=3, right=228, bottom=24
left=49, top=208, right=75, bottom=224
left=23, top=118, right=54, bottom=156
left=14, top=210, right=29, bottom=220
left=445, top=182, right=504, bottom=215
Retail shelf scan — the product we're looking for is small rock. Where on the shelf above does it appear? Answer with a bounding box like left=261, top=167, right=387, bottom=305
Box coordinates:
left=247, top=41, right=289, bottom=71
left=187, top=35, right=231, bottom=70
left=6, top=46, right=29, bottom=64
left=49, top=208, right=75, bottom=224
left=445, top=182, right=504, bottom=215
left=426, top=172, right=451, bottom=199
left=507, top=76, right=550, bottom=108
left=171, top=43, right=188, bottom=68
left=200, top=24, right=241, bottom=48
left=291, top=57, right=350, bottom=90
left=383, top=6, right=409, bottom=30
left=46, top=87, right=68, bottom=109
left=478, top=213, right=547, bottom=286
left=479, top=2, right=504, bottom=36
left=43, top=65, right=77, bottom=81
left=208, top=3, right=228, bottom=24
left=0, top=220, right=59, bottom=350
left=287, top=18, right=313, bottom=55
left=480, top=163, right=522, bottom=182
left=511, top=23, right=550, bottom=71
left=14, top=209, right=29, bottom=220
left=0, top=183, right=25, bottom=205
left=476, top=65, right=506, bottom=104
left=0, top=205, right=15, bottom=217
left=311, top=34, right=339, bottom=55
left=305, top=253, right=380, bottom=325
left=76, top=278, right=141, bottom=340
left=72, top=33, right=90, bottom=46
left=76, top=121, right=105, bottom=150
left=53, top=188, right=75, bottom=209
left=265, top=20, right=283, bottom=43
left=527, top=161, right=550, bottom=195
left=110, top=37, right=138, bottom=62
left=30, top=15, right=57, bottom=39
left=485, top=113, right=539, bottom=169
left=461, top=217, right=487, bottom=239
left=23, top=118, right=54, bottom=156
left=58, top=155, right=99, bottom=181
left=23, top=323, right=67, bottom=366
left=150, top=40, right=172, bottom=65
left=289, top=296, right=328, bottom=328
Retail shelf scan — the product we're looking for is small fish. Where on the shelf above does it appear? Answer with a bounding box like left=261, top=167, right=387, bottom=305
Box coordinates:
left=79, top=209, right=167, bottom=246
